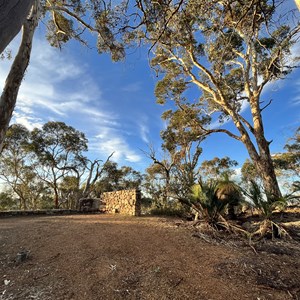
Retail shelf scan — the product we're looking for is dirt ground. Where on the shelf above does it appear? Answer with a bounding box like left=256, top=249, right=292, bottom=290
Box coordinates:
left=0, top=214, right=300, bottom=300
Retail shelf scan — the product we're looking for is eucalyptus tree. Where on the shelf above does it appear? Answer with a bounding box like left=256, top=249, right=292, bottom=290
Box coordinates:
left=144, top=146, right=179, bottom=205
left=0, top=0, right=40, bottom=152
left=0, top=190, right=16, bottom=211
left=241, top=158, right=261, bottom=185
left=30, top=121, right=88, bottom=208
left=80, top=152, right=114, bottom=198
left=142, top=0, right=300, bottom=200
left=59, top=175, right=81, bottom=209
left=161, top=107, right=205, bottom=196
left=0, top=0, right=35, bottom=54
left=200, top=157, right=238, bottom=182
left=242, top=127, right=300, bottom=191
left=119, top=166, right=143, bottom=190
left=0, top=124, right=46, bottom=210
left=94, top=161, right=142, bottom=196
left=143, top=162, right=171, bottom=207
left=275, top=127, right=300, bottom=177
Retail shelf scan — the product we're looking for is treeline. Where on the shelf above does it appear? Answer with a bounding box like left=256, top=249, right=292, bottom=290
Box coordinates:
left=0, top=122, right=299, bottom=215
left=0, top=122, right=142, bottom=210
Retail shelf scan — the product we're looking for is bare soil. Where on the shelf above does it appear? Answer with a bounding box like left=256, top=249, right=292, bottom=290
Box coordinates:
left=0, top=214, right=300, bottom=300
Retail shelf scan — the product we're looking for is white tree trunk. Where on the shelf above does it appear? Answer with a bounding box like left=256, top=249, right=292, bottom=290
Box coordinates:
left=0, top=0, right=35, bottom=54
left=0, top=1, right=40, bottom=151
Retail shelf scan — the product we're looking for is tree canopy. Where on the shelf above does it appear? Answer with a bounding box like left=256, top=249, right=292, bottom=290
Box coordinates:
left=139, top=0, right=300, bottom=199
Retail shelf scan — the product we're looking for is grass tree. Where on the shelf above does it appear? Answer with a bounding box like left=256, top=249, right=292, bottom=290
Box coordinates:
left=243, top=180, right=291, bottom=240
left=189, top=180, right=235, bottom=227
left=215, top=174, right=242, bottom=220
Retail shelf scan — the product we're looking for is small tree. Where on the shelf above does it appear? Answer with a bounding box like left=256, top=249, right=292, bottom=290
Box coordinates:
left=59, top=176, right=81, bottom=209
left=0, top=124, right=45, bottom=210
left=189, top=181, right=228, bottom=226
left=273, top=127, right=300, bottom=179
left=30, top=121, right=88, bottom=208
left=200, top=157, right=238, bottom=182
left=93, top=161, right=142, bottom=196
left=161, top=107, right=205, bottom=197
left=0, top=190, right=17, bottom=211
left=215, top=174, right=242, bottom=220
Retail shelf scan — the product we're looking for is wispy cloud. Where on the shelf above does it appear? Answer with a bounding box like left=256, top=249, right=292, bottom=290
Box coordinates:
left=122, top=82, right=142, bottom=92
left=13, top=112, right=43, bottom=131
left=92, top=128, right=142, bottom=163
left=0, top=34, right=143, bottom=165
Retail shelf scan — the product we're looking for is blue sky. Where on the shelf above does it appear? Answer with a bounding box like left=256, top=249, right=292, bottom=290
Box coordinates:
left=0, top=6, right=299, bottom=174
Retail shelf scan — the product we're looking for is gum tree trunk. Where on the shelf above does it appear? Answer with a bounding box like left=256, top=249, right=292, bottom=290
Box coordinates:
left=0, top=0, right=35, bottom=54
left=0, top=1, right=39, bottom=152
left=246, top=135, right=282, bottom=200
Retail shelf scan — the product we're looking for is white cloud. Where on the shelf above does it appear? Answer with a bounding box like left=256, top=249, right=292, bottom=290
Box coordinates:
left=291, top=95, right=300, bottom=106
left=0, top=34, right=142, bottom=165
left=12, top=112, right=43, bottom=131
left=231, top=167, right=242, bottom=182
left=92, top=128, right=142, bottom=163
left=137, top=116, right=150, bottom=144
left=122, top=82, right=142, bottom=92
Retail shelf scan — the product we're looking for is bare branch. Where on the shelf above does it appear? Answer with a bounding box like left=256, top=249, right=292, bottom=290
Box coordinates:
left=260, top=99, right=273, bottom=112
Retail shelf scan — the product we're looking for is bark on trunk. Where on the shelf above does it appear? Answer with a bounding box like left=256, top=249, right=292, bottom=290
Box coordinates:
left=0, top=0, right=35, bottom=54
left=242, top=128, right=282, bottom=200
left=0, top=1, right=39, bottom=152
left=251, top=92, right=282, bottom=199
left=253, top=144, right=282, bottom=200
left=54, top=187, right=59, bottom=209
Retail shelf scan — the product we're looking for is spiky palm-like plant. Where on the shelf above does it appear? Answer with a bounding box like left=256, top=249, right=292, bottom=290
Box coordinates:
left=244, top=180, right=287, bottom=219
left=215, top=174, right=242, bottom=219
left=189, top=181, right=228, bottom=226
left=244, top=181, right=291, bottom=240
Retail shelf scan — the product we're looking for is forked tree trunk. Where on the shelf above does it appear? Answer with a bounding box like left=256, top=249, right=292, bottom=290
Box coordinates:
left=0, top=1, right=40, bottom=152
left=251, top=94, right=282, bottom=200
left=252, top=142, right=282, bottom=200
left=242, top=123, right=282, bottom=200
left=0, top=0, right=35, bottom=54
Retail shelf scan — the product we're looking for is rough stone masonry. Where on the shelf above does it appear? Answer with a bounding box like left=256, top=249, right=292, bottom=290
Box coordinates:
left=101, top=189, right=141, bottom=216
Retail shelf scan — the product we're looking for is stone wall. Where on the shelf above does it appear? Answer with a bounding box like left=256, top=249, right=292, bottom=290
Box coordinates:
left=101, top=189, right=141, bottom=216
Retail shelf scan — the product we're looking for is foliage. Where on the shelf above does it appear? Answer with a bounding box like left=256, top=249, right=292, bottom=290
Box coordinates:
left=141, top=0, right=300, bottom=199
left=200, top=157, right=238, bottom=181
left=242, top=180, right=294, bottom=240
left=242, top=127, right=300, bottom=194
left=241, top=159, right=260, bottom=185
left=189, top=181, right=228, bottom=225
left=243, top=180, right=287, bottom=219
left=0, top=124, right=48, bottom=210
left=59, top=175, right=80, bottom=209
left=150, top=205, right=186, bottom=217
left=0, top=122, right=142, bottom=211
left=0, top=190, right=16, bottom=210
left=30, top=121, right=88, bottom=208
left=41, top=0, right=131, bottom=61
left=93, top=161, right=142, bottom=196
left=215, top=174, right=242, bottom=219
left=143, top=147, right=177, bottom=206
left=273, top=127, right=300, bottom=182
